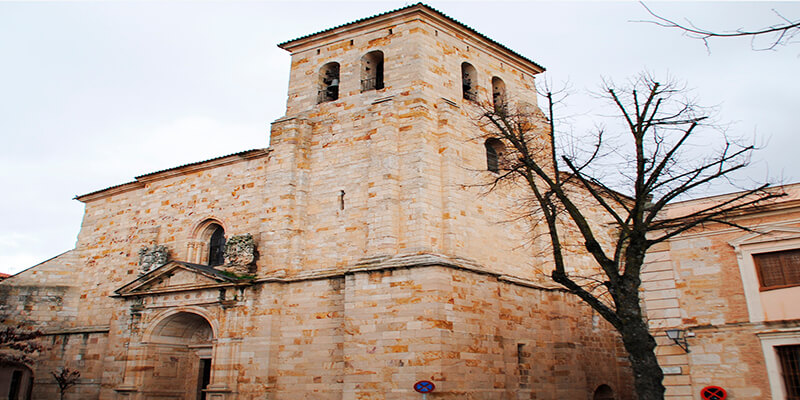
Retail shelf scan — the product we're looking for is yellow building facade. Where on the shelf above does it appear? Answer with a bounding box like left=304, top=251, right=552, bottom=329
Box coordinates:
left=644, top=184, right=800, bottom=399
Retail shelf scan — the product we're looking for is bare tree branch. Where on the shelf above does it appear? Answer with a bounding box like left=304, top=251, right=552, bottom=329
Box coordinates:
left=637, top=2, right=800, bottom=51
left=475, top=72, right=781, bottom=400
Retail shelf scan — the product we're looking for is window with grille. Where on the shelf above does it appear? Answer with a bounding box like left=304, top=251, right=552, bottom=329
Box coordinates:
left=753, top=249, right=800, bottom=290
left=361, top=51, right=384, bottom=92
left=777, top=345, right=800, bottom=400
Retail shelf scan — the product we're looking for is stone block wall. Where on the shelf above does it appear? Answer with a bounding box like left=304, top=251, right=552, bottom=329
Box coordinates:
left=239, top=264, right=633, bottom=400
left=69, top=153, right=271, bottom=327
left=27, top=330, right=110, bottom=400
left=0, top=251, right=79, bottom=329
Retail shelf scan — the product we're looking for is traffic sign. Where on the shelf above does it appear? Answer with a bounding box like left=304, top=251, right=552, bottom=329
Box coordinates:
left=700, top=386, right=727, bottom=400
left=414, top=380, right=435, bottom=393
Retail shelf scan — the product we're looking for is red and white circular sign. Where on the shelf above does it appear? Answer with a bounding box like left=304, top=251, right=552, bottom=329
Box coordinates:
left=700, top=386, right=727, bottom=400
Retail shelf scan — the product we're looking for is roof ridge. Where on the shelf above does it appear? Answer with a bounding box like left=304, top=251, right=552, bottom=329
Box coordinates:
left=76, top=148, right=270, bottom=202
left=277, top=2, right=544, bottom=72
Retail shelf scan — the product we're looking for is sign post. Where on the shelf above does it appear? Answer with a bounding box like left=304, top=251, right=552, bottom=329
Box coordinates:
left=413, top=380, right=435, bottom=399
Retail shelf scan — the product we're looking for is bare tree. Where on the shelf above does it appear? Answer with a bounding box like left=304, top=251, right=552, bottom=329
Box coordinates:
left=474, top=73, right=782, bottom=400
left=53, top=367, right=81, bottom=400
left=638, top=2, right=800, bottom=51
left=0, top=318, right=43, bottom=365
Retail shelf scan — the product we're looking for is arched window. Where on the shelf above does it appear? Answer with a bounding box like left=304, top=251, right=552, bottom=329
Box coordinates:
left=492, top=76, right=506, bottom=114
left=593, top=384, right=615, bottom=400
left=485, top=138, right=505, bottom=173
left=361, top=50, right=384, bottom=91
left=208, top=224, right=225, bottom=267
left=318, top=62, right=340, bottom=103
left=461, top=62, right=477, bottom=101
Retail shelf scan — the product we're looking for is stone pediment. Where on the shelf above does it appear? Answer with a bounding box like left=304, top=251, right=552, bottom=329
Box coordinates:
left=115, top=261, right=238, bottom=297
left=729, top=226, right=800, bottom=248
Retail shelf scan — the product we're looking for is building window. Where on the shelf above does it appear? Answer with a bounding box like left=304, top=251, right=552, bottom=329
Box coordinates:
left=753, top=249, right=800, bottom=290
left=208, top=224, right=226, bottom=267
left=318, top=62, right=340, bottom=103
left=361, top=51, right=384, bottom=91
left=517, top=343, right=530, bottom=389
left=492, top=76, right=506, bottom=114
left=461, top=62, right=477, bottom=101
left=777, top=345, right=800, bottom=399
left=485, top=138, right=505, bottom=173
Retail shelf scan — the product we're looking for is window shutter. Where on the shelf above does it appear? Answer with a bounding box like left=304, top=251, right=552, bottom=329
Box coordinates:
left=754, top=249, right=800, bottom=289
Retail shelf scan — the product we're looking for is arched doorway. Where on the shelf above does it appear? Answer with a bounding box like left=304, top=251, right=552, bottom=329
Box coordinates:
left=0, top=363, right=33, bottom=400
left=593, top=384, right=615, bottom=400
left=143, top=312, right=215, bottom=400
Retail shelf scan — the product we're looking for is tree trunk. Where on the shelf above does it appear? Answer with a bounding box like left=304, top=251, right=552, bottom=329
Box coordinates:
left=618, top=313, right=666, bottom=400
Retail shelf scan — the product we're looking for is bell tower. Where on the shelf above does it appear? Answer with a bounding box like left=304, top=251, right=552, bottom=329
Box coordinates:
left=267, top=3, right=549, bottom=279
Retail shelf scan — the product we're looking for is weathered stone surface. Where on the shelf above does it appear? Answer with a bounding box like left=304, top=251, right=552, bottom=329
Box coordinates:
left=138, top=244, right=169, bottom=275
left=222, top=233, right=256, bottom=275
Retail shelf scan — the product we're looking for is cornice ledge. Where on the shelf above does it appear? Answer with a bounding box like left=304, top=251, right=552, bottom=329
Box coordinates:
left=43, top=325, right=110, bottom=336
left=254, top=252, right=563, bottom=291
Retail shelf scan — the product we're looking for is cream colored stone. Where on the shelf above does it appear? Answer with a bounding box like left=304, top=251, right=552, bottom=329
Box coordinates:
left=0, top=4, right=636, bottom=400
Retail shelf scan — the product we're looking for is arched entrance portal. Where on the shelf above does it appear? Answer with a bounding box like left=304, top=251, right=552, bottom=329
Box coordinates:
left=143, top=312, right=215, bottom=400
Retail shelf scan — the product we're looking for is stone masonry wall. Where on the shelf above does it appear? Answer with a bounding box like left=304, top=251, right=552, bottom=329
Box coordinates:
left=240, top=265, right=633, bottom=400
left=270, top=16, right=556, bottom=282
left=0, top=251, right=79, bottom=329
left=69, top=154, right=271, bottom=328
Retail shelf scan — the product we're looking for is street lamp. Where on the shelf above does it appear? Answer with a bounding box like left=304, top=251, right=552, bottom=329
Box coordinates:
left=665, top=329, right=690, bottom=353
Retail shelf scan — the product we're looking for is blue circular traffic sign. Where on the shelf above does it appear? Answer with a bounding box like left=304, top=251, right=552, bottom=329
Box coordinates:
left=414, top=380, right=435, bottom=393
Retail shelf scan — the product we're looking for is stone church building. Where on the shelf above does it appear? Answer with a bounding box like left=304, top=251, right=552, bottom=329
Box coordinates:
left=0, top=4, right=634, bottom=399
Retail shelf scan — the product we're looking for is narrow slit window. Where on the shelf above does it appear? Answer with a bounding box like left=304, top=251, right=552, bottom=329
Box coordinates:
left=361, top=51, right=384, bottom=92
left=461, top=62, right=477, bottom=101
left=318, top=62, right=340, bottom=103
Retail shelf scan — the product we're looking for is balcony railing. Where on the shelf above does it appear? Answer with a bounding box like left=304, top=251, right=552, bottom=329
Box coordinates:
left=318, top=85, right=339, bottom=103
left=361, top=77, right=384, bottom=92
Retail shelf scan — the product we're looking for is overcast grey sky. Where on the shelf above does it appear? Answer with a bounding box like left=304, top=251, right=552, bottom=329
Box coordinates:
left=1, top=1, right=798, bottom=274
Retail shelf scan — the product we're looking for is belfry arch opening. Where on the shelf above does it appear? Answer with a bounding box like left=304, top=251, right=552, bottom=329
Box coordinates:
left=318, top=62, right=340, bottom=103
left=485, top=138, right=505, bottom=173
left=142, top=312, right=215, bottom=400
left=492, top=76, right=506, bottom=114
left=461, top=62, right=477, bottom=101
left=361, top=50, right=384, bottom=91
